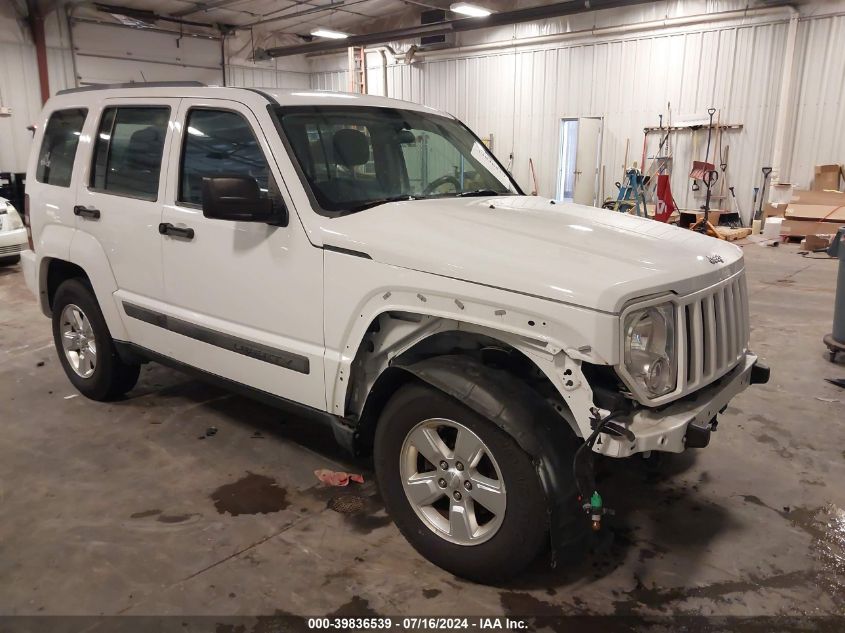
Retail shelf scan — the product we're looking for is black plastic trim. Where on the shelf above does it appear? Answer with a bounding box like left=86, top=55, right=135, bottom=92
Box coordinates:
left=243, top=88, right=278, bottom=104
left=684, top=418, right=714, bottom=449
left=750, top=361, right=770, bottom=385
left=57, top=81, right=206, bottom=95
left=322, top=245, right=372, bottom=259
left=122, top=302, right=310, bottom=374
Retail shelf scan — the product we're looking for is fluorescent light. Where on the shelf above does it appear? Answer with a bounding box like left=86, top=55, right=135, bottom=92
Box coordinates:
left=450, top=2, right=492, bottom=17
left=310, top=28, right=348, bottom=39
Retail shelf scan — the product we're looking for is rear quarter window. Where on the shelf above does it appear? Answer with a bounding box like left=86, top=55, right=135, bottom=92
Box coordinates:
left=36, top=108, right=88, bottom=187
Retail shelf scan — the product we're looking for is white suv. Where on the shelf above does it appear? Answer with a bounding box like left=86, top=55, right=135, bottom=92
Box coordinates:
left=22, top=83, right=768, bottom=582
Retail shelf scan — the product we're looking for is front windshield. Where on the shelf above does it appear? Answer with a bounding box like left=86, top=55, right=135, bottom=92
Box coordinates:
left=273, top=105, right=520, bottom=214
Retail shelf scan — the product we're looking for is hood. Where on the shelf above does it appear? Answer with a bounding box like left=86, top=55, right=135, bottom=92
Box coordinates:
left=319, top=196, right=744, bottom=314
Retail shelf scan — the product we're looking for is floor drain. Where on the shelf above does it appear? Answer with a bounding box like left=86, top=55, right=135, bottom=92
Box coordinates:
left=328, top=494, right=365, bottom=514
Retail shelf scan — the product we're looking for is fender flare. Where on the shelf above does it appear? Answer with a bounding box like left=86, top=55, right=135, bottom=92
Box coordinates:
left=389, top=354, right=588, bottom=554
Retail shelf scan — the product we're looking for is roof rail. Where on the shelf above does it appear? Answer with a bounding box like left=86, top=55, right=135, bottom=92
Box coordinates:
left=56, top=81, right=207, bottom=96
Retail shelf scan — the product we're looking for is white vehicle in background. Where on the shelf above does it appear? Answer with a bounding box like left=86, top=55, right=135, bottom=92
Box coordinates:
left=0, top=197, right=27, bottom=265
left=21, top=83, right=769, bottom=583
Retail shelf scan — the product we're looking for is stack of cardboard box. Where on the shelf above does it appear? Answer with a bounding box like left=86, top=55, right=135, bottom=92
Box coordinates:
left=764, top=164, right=844, bottom=242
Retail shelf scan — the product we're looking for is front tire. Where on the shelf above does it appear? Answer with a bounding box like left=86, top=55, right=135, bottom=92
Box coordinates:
left=51, top=278, right=140, bottom=401
left=374, top=382, right=548, bottom=583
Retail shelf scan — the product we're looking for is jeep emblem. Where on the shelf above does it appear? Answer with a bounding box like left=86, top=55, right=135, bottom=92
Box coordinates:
left=707, top=254, right=724, bottom=264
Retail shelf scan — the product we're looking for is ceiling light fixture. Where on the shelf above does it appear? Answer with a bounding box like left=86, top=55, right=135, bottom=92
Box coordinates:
left=450, top=3, right=492, bottom=18
left=310, top=28, right=349, bottom=39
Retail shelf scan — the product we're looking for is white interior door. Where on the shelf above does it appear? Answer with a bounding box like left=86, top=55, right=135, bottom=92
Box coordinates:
left=573, top=117, right=603, bottom=206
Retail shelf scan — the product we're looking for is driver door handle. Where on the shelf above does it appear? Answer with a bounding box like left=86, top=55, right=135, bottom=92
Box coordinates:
left=158, top=223, right=195, bottom=240
left=73, top=205, right=100, bottom=220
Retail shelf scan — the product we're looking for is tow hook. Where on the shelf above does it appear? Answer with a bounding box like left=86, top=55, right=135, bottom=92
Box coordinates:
left=582, top=490, right=614, bottom=531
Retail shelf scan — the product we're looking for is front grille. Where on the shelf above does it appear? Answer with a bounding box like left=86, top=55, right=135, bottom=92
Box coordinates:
left=0, top=243, right=24, bottom=255
left=678, top=271, right=749, bottom=395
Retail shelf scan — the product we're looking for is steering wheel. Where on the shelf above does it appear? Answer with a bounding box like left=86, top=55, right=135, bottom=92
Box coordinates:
left=423, top=175, right=462, bottom=196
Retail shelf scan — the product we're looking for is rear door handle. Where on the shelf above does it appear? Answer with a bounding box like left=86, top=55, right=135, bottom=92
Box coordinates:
left=158, top=222, right=195, bottom=240
left=73, top=205, right=100, bottom=220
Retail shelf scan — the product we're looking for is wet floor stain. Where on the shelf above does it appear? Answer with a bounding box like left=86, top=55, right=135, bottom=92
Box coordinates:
left=329, top=596, right=379, bottom=617
left=156, top=512, right=197, bottom=524
left=317, top=487, right=393, bottom=535
left=130, top=509, right=161, bottom=519
left=499, top=591, right=566, bottom=616
left=129, top=509, right=199, bottom=524
left=211, top=472, right=289, bottom=516
left=422, top=588, right=441, bottom=599
left=782, top=504, right=845, bottom=610
left=740, top=494, right=768, bottom=508
left=611, top=569, right=815, bottom=614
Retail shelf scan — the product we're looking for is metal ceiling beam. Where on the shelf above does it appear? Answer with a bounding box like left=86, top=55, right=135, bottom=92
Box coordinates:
left=261, top=0, right=657, bottom=57
left=170, top=0, right=258, bottom=18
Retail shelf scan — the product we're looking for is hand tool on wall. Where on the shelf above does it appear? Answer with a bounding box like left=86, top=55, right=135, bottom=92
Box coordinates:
left=528, top=158, right=538, bottom=195
left=728, top=186, right=744, bottom=226
left=690, top=108, right=717, bottom=188
left=754, top=166, right=773, bottom=220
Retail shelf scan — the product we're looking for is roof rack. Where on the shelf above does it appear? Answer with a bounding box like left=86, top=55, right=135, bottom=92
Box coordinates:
left=57, top=81, right=207, bottom=96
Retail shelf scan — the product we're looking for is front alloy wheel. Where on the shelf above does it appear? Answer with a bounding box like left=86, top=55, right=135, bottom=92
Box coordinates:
left=374, top=382, right=549, bottom=583
left=400, top=418, right=506, bottom=545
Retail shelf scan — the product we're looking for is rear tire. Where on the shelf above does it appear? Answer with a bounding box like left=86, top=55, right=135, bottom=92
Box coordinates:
left=51, top=278, right=140, bottom=401
left=374, top=382, right=548, bottom=583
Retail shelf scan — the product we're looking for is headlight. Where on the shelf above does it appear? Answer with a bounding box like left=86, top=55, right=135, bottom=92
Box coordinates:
left=5, top=207, right=24, bottom=230
left=623, top=303, right=676, bottom=397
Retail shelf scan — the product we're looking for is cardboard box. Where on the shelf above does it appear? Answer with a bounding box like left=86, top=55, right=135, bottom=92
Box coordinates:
left=813, top=164, right=842, bottom=191
left=790, top=189, right=845, bottom=206
left=763, top=203, right=786, bottom=218
left=780, top=219, right=845, bottom=237
left=802, top=233, right=835, bottom=251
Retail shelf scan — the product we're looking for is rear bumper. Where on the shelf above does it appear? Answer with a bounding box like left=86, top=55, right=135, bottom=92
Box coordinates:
left=595, top=352, right=766, bottom=457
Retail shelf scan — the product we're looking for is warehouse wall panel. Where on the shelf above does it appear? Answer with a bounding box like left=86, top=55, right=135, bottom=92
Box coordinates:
left=786, top=12, right=845, bottom=186
left=355, top=19, right=789, bottom=217
left=308, top=3, right=845, bottom=216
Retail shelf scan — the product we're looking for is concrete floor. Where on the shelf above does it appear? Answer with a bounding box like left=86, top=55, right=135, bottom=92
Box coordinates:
left=0, top=244, right=843, bottom=619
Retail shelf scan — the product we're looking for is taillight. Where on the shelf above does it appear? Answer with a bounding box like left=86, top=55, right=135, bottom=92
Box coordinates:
left=24, top=193, right=34, bottom=250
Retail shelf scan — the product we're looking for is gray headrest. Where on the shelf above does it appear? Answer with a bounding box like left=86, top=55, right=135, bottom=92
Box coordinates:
left=333, top=128, right=370, bottom=167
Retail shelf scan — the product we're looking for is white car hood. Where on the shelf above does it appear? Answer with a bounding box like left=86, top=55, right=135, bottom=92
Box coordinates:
left=319, top=196, right=744, bottom=314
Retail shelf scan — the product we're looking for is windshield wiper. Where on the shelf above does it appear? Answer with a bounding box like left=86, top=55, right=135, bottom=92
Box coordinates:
left=456, top=189, right=502, bottom=197
left=341, top=194, right=427, bottom=214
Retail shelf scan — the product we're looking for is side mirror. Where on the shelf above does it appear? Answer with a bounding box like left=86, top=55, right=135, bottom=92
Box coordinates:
left=396, top=130, right=416, bottom=144
left=201, top=175, right=287, bottom=225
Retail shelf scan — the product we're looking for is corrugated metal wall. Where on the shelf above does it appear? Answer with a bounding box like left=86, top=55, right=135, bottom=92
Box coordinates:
left=785, top=12, right=845, bottom=184
left=0, top=17, right=308, bottom=172
left=311, top=7, right=845, bottom=216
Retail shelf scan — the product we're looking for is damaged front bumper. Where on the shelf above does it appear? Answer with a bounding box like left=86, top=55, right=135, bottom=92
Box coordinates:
left=594, top=353, right=769, bottom=458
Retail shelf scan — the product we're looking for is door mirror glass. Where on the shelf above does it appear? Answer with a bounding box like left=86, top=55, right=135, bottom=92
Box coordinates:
left=201, top=175, right=286, bottom=225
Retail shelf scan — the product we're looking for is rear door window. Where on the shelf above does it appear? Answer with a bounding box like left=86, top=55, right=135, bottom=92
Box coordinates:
left=90, top=106, right=170, bottom=200
left=36, top=108, right=87, bottom=187
left=179, top=108, right=271, bottom=206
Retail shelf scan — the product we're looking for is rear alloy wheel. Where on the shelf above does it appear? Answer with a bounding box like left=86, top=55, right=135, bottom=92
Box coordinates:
left=51, top=278, right=140, bottom=401
left=375, top=383, right=548, bottom=583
